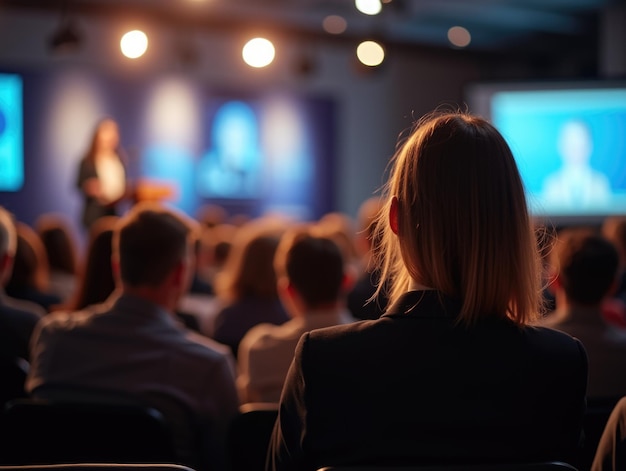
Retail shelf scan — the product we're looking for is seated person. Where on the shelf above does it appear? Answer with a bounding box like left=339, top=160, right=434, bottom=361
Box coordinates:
left=237, top=225, right=355, bottom=403
left=212, top=217, right=290, bottom=359
left=267, top=111, right=587, bottom=471
left=6, top=222, right=62, bottom=312
left=347, top=197, right=389, bottom=320
left=35, top=213, right=79, bottom=304
left=592, top=396, right=626, bottom=471
left=602, top=215, right=626, bottom=311
left=543, top=227, right=626, bottom=399
left=26, top=202, right=239, bottom=471
left=0, top=206, right=45, bottom=363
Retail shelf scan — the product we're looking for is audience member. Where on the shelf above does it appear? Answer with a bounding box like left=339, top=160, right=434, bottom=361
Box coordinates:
left=212, top=216, right=290, bottom=359
left=592, top=396, right=626, bottom=471
left=317, top=211, right=360, bottom=273
left=267, top=111, right=588, bottom=471
left=27, top=202, right=239, bottom=471
left=196, top=203, right=228, bottom=229
left=543, top=227, right=626, bottom=398
left=5, top=222, right=62, bottom=312
left=346, top=196, right=389, bottom=320
left=0, top=206, right=45, bottom=362
left=237, top=225, right=355, bottom=404
left=535, top=220, right=558, bottom=314
left=63, top=215, right=119, bottom=311
left=199, top=223, right=237, bottom=289
left=602, top=215, right=626, bottom=303
left=187, top=233, right=215, bottom=297
left=35, top=213, right=79, bottom=303
left=177, top=224, right=231, bottom=336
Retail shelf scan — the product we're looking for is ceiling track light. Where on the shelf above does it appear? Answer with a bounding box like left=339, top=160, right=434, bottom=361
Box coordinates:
left=48, top=3, right=82, bottom=55
left=49, top=22, right=82, bottom=54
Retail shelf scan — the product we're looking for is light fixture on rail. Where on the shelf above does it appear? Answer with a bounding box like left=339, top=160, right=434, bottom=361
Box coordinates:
left=48, top=18, right=82, bottom=54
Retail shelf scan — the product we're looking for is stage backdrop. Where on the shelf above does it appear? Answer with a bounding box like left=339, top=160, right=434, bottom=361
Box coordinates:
left=0, top=67, right=337, bottom=243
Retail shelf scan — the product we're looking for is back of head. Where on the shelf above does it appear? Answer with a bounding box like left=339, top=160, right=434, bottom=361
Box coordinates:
left=115, top=202, right=195, bottom=288
left=553, top=228, right=619, bottom=306
left=7, top=222, right=50, bottom=292
left=197, top=203, right=228, bottom=229
left=70, top=216, right=118, bottom=310
left=0, top=206, right=16, bottom=286
left=208, top=223, right=238, bottom=269
left=214, top=217, right=287, bottom=302
left=0, top=206, right=16, bottom=259
left=35, top=213, right=78, bottom=275
left=602, top=215, right=626, bottom=268
left=373, top=110, right=541, bottom=325
left=275, top=226, right=345, bottom=309
left=317, top=212, right=358, bottom=267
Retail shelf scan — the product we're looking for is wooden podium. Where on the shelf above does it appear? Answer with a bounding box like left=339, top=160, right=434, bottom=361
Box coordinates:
left=133, top=179, right=178, bottom=203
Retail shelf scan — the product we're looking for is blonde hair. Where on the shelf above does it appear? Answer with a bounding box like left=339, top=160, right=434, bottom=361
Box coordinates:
left=373, top=111, right=542, bottom=325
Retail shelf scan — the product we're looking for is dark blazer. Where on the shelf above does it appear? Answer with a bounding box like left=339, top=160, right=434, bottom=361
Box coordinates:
left=0, top=290, right=45, bottom=361
left=213, top=297, right=289, bottom=359
left=76, top=156, right=125, bottom=230
left=267, top=290, right=588, bottom=471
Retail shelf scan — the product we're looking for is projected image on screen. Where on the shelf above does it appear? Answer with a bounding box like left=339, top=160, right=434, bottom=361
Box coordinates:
left=0, top=73, right=23, bottom=191
left=189, top=93, right=334, bottom=221
left=491, top=88, right=626, bottom=219
left=541, top=118, right=612, bottom=209
left=197, top=100, right=263, bottom=199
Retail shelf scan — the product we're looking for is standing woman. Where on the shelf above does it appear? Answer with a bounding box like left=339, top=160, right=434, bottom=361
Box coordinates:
left=267, top=111, right=588, bottom=471
left=76, top=118, right=128, bottom=231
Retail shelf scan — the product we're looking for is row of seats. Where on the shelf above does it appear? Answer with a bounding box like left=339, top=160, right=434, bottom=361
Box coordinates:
left=0, top=459, right=582, bottom=471
left=0, top=395, right=617, bottom=471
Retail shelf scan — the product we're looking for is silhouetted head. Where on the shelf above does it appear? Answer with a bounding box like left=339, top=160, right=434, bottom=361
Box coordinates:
left=114, top=202, right=196, bottom=289
left=0, top=206, right=17, bottom=285
left=214, top=217, right=288, bottom=303
left=275, top=225, right=345, bottom=310
left=7, top=222, right=50, bottom=293
left=35, top=213, right=78, bottom=276
left=69, top=215, right=118, bottom=310
left=551, top=228, right=619, bottom=306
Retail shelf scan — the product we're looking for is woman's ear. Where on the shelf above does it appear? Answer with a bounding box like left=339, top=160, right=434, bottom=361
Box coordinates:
left=389, top=196, right=399, bottom=235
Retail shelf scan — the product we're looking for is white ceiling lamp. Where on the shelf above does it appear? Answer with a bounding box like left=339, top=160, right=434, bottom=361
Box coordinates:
left=355, top=0, right=382, bottom=16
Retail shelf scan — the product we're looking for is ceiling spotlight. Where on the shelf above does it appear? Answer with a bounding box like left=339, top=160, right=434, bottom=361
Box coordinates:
left=48, top=20, right=82, bottom=54
left=242, top=38, right=275, bottom=68
left=121, top=30, right=149, bottom=59
left=356, top=40, right=385, bottom=66
left=355, top=0, right=382, bottom=16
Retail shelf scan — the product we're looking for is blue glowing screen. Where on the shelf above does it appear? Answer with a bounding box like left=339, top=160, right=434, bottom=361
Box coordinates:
left=197, top=101, right=263, bottom=199
left=491, top=88, right=626, bottom=218
left=0, top=73, right=23, bottom=191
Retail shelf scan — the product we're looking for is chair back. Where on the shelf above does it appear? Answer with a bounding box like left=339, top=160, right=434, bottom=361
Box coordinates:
left=573, top=396, right=622, bottom=471
left=0, top=398, right=179, bottom=466
left=317, top=463, right=578, bottom=471
left=0, top=464, right=196, bottom=471
left=0, top=357, right=28, bottom=407
left=24, top=386, right=209, bottom=471
left=227, top=402, right=278, bottom=471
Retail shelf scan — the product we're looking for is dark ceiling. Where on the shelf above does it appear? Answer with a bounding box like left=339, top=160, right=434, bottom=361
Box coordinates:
left=0, top=0, right=619, bottom=60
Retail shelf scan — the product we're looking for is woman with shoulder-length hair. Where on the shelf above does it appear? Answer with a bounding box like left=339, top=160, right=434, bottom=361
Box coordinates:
left=267, top=111, right=588, bottom=471
left=76, top=117, right=129, bottom=231
left=211, top=216, right=291, bottom=359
